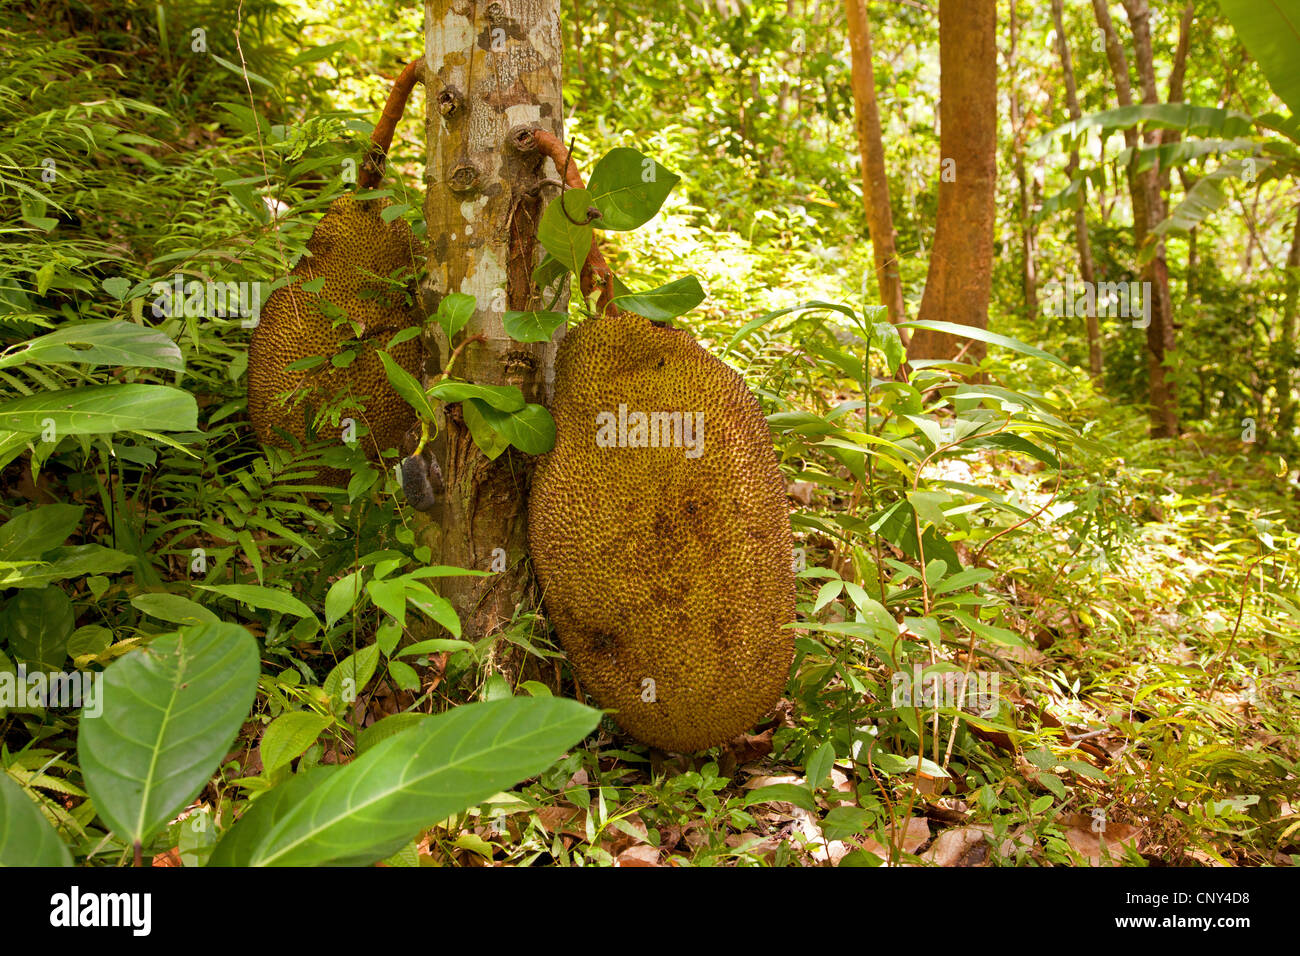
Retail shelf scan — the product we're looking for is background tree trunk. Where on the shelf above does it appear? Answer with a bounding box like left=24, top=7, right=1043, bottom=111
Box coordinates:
left=908, top=0, right=997, bottom=362
left=844, top=0, right=907, bottom=328
left=1007, top=0, right=1037, bottom=324
left=1050, top=0, right=1102, bottom=381
left=419, top=0, right=565, bottom=658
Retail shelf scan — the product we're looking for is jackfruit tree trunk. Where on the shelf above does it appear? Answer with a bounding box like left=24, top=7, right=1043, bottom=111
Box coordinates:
left=844, top=0, right=907, bottom=329
left=418, top=0, right=564, bottom=651
left=907, top=0, right=997, bottom=363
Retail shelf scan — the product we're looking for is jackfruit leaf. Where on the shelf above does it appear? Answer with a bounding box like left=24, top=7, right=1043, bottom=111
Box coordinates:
left=299, top=276, right=326, bottom=293
left=532, top=253, right=568, bottom=293
left=284, top=355, right=325, bottom=371
left=386, top=326, right=422, bottom=348
left=476, top=402, right=556, bottom=455
left=380, top=203, right=411, bottom=223
left=6, top=587, right=73, bottom=670
left=897, top=321, right=1072, bottom=371
left=1217, top=0, right=1300, bottom=118
left=378, top=350, right=436, bottom=421
left=260, top=712, right=332, bottom=775
left=196, top=583, right=315, bottom=620
left=130, top=592, right=220, bottom=627
left=428, top=381, right=525, bottom=412
left=0, top=384, right=198, bottom=435
left=538, top=188, right=594, bottom=273
left=586, top=148, right=679, bottom=230
left=0, top=504, right=82, bottom=560
left=611, top=275, right=706, bottom=321
left=436, top=292, right=477, bottom=341
left=503, top=310, right=567, bottom=343
left=0, top=321, right=184, bottom=372
left=323, top=644, right=381, bottom=703
left=209, top=698, right=600, bottom=866
left=0, top=545, right=134, bottom=589
left=0, top=773, right=71, bottom=866
left=324, top=571, right=363, bottom=628
left=463, top=398, right=510, bottom=459
left=78, top=622, right=260, bottom=846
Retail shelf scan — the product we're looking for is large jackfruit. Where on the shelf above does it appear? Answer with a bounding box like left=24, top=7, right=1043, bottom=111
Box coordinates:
left=529, top=309, right=795, bottom=753
left=247, top=192, right=424, bottom=479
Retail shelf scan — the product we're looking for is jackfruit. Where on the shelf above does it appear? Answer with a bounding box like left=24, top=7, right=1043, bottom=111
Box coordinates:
left=528, top=309, right=795, bottom=753
left=247, top=192, right=424, bottom=480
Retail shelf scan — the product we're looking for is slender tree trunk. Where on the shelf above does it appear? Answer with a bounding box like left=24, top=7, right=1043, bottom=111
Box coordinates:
left=909, top=0, right=997, bottom=362
left=844, top=0, right=907, bottom=327
left=1091, top=0, right=1178, bottom=436
left=1052, top=0, right=1102, bottom=381
left=420, top=0, right=565, bottom=653
left=1007, top=0, right=1037, bottom=323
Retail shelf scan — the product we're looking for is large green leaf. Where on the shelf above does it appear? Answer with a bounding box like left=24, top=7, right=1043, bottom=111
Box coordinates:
left=378, top=351, right=435, bottom=420
left=475, top=402, right=556, bottom=455
left=0, top=544, right=134, bottom=589
left=0, top=772, right=71, bottom=866
left=0, top=321, right=184, bottom=372
left=537, top=188, right=594, bottom=273
left=0, top=384, right=198, bottom=435
left=196, top=583, right=314, bottom=619
left=209, top=697, right=600, bottom=866
left=611, top=275, right=706, bottom=321
left=586, top=148, right=679, bottom=230
left=5, top=587, right=74, bottom=670
left=0, top=504, right=83, bottom=560
left=1218, top=0, right=1300, bottom=119
left=897, top=321, right=1073, bottom=371
left=1145, top=158, right=1277, bottom=260
left=78, top=622, right=261, bottom=846
left=427, top=381, right=525, bottom=411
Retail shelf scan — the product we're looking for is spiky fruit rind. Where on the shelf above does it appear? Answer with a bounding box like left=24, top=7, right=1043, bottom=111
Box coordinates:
left=529, top=310, right=795, bottom=753
left=248, top=194, right=424, bottom=480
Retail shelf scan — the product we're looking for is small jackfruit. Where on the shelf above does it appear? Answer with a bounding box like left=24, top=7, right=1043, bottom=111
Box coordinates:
left=529, top=309, right=795, bottom=753
left=248, top=192, right=424, bottom=480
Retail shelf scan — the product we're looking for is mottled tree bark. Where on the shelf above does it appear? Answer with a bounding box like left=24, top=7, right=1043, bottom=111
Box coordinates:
left=1007, top=0, right=1037, bottom=324
left=419, top=0, right=565, bottom=651
left=1051, top=0, right=1101, bottom=380
left=908, top=0, right=997, bottom=363
left=844, top=0, right=907, bottom=329
left=1275, top=205, right=1300, bottom=439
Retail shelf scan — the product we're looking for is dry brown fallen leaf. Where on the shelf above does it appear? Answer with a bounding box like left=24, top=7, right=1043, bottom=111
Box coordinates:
left=1060, top=813, right=1142, bottom=865
left=858, top=816, right=931, bottom=862
left=616, top=845, right=662, bottom=867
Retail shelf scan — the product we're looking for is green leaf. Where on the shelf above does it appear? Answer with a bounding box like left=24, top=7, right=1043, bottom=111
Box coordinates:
left=897, top=321, right=1072, bottom=371
left=0, top=321, right=184, bottom=372
left=0, top=772, right=71, bottom=866
left=538, top=188, right=594, bottom=273
left=131, top=592, right=220, bottom=627
left=462, top=398, right=510, bottom=459
left=428, top=381, right=525, bottom=412
left=475, top=402, right=556, bottom=455
left=355, top=713, right=428, bottom=754
left=378, top=351, right=435, bottom=420
left=0, top=504, right=83, bottom=560
left=6, top=588, right=73, bottom=670
left=403, top=582, right=462, bottom=637
left=78, top=622, right=261, bottom=846
left=0, top=544, right=134, bottom=589
left=1218, top=0, right=1300, bottom=118
left=197, top=584, right=314, bottom=620
left=611, top=275, right=706, bottom=321
left=323, top=644, right=381, bottom=703
left=586, top=148, right=679, bottom=230
left=0, top=384, right=198, bottom=435
left=743, top=783, right=818, bottom=812
left=260, top=712, right=332, bottom=774
left=502, top=310, right=567, bottom=343
left=324, top=572, right=363, bottom=628
left=436, top=293, right=476, bottom=341
left=209, top=698, right=600, bottom=866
